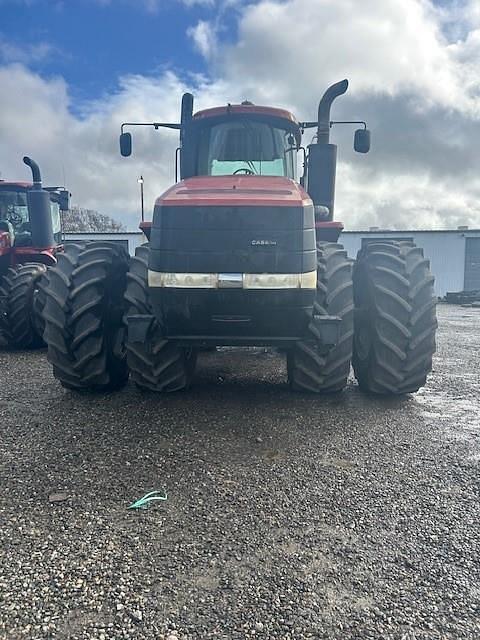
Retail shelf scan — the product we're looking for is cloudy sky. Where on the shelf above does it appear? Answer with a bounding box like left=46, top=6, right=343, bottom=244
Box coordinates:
left=1, top=0, right=479, bottom=230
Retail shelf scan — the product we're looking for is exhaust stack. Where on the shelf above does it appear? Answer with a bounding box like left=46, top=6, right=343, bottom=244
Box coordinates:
left=317, top=79, right=348, bottom=145
left=180, top=92, right=194, bottom=179
left=23, top=156, right=54, bottom=248
left=306, top=79, right=349, bottom=221
left=23, top=156, right=42, bottom=187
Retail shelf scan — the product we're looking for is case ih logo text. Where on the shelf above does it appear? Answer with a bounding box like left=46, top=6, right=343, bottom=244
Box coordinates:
left=251, top=240, right=277, bottom=246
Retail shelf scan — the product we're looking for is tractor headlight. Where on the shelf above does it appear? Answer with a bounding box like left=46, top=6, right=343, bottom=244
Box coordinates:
left=243, top=273, right=298, bottom=289
left=299, top=270, right=317, bottom=288
left=148, top=271, right=217, bottom=288
left=147, top=270, right=317, bottom=289
left=243, top=271, right=317, bottom=289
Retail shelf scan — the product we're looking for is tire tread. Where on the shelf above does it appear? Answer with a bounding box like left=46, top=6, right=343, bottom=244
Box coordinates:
left=288, top=241, right=354, bottom=393
left=353, top=241, right=437, bottom=394
left=0, top=263, right=47, bottom=348
left=125, top=244, right=195, bottom=392
left=42, top=242, right=129, bottom=390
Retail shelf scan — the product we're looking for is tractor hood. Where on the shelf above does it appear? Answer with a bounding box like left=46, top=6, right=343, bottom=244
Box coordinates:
left=150, top=174, right=316, bottom=285
left=155, top=176, right=312, bottom=208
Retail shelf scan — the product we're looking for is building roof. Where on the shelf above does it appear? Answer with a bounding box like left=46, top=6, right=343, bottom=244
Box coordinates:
left=0, top=181, right=32, bottom=189
left=342, top=229, right=480, bottom=234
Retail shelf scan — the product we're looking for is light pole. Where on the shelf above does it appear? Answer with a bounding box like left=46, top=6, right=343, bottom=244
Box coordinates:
left=137, top=175, right=144, bottom=222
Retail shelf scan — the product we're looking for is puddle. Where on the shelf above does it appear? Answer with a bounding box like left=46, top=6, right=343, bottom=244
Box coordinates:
left=415, top=388, right=480, bottom=441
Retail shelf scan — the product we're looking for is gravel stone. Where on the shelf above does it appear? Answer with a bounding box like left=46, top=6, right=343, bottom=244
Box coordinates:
left=0, top=304, right=479, bottom=639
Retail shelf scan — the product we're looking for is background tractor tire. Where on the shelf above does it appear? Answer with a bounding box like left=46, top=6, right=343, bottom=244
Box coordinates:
left=125, top=244, right=196, bottom=392
left=352, top=241, right=437, bottom=395
left=42, top=242, right=129, bottom=391
left=287, top=241, right=354, bottom=393
left=0, top=263, right=48, bottom=349
left=32, top=268, right=49, bottom=341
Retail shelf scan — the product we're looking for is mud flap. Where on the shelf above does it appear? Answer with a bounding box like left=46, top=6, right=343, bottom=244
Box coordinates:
left=309, top=314, right=341, bottom=353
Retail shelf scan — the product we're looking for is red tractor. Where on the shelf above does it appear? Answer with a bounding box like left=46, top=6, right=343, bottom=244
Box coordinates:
left=0, top=157, right=69, bottom=348
left=40, top=79, right=437, bottom=394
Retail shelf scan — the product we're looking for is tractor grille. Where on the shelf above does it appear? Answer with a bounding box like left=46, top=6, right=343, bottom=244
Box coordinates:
left=149, top=204, right=316, bottom=274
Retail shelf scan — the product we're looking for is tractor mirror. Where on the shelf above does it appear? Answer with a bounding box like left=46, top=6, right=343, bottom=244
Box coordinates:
left=120, top=132, right=132, bottom=157
left=354, top=129, right=371, bottom=154
left=58, top=189, right=70, bottom=211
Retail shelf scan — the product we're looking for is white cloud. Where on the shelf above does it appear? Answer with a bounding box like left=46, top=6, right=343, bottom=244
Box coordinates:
left=219, top=0, right=479, bottom=117
left=337, top=162, right=480, bottom=230
left=0, top=65, right=230, bottom=228
left=1, top=0, right=480, bottom=231
left=187, top=19, right=218, bottom=59
left=0, top=65, right=178, bottom=227
left=0, top=36, right=59, bottom=65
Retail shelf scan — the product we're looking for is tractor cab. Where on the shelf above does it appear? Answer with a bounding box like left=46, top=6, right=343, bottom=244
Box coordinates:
left=0, top=182, right=63, bottom=249
left=180, top=104, right=302, bottom=180
left=0, top=157, right=69, bottom=269
left=119, top=83, right=370, bottom=225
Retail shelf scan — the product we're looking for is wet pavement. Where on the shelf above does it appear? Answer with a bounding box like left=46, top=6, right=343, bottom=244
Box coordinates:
left=0, top=304, right=479, bottom=639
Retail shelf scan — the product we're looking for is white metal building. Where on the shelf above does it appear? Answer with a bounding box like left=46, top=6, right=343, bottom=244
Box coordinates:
left=65, top=231, right=145, bottom=256
left=341, top=229, right=480, bottom=297
left=64, top=228, right=480, bottom=298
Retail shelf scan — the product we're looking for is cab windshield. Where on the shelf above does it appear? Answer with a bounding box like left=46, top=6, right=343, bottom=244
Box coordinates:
left=0, top=189, right=61, bottom=243
left=196, top=119, right=297, bottom=179
left=0, top=190, right=29, bottom=232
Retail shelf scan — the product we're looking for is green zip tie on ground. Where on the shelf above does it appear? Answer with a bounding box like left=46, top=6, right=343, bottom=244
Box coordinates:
left=127, top=491, right=168, bottom=510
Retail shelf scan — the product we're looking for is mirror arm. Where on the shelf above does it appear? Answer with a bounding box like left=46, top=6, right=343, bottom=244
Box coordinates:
left=299, top=121, right=367, bottom=132
left=121, top=122, right=182, bottom=133
left=329, top=120, right=367, bottom=129
left=299, top=121, right=317, bottom=130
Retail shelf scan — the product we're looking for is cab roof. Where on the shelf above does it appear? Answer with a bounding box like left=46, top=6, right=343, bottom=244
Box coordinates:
left=0, top=181, right=32, bottom=189
left=193, top=103, right=300, bottom=127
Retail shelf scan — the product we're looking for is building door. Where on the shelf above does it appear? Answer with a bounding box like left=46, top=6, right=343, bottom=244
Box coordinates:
left=464, top=238, right=480, bottom=291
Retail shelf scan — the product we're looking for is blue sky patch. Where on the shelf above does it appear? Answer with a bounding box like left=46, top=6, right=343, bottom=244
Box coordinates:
left=0, top=0, right=222, bottom=103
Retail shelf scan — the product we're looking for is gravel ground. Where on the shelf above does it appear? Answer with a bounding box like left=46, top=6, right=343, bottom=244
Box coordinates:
left=0, top=304, right=479, bottom=640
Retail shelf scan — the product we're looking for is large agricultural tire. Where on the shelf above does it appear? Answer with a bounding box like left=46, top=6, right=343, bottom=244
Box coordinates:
left=125, top=243, right=196, bottom=392
left=287, top=242, right=354, bottom=393
left=0, top=263, right=48, bottom=348
left=42, top=242, right=129, bottom=391
left=32, top=268, right=49, bottom=340
left=352, top=241, right=437, bottom=395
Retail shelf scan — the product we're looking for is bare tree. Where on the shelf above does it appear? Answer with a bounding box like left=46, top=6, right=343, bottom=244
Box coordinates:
left=62, top=206, right=126, bottom=232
